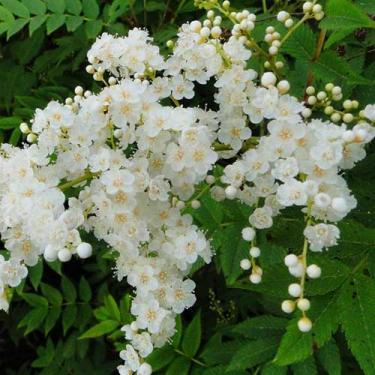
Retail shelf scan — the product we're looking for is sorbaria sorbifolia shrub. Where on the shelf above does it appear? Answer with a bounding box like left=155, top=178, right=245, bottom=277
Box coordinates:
left=1, top=0, right=374, bottom=374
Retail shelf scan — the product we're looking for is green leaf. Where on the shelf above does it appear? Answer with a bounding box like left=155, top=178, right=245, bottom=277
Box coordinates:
left=291, top=356, right=317, bottom=375
left=231, top=315, right=288, bottom=339
left=46, top=13, right=65, bottom=34
left=262, top=363, right=287, bottom=375
left=273, top=319, right=313, bottom=366
left=172, top=315, right=183, bottom=348
left=84, top=19, right=102, bottom=39
left=61, top=276, right=77, bottom=303
left=65, top=15, right=82, bottom=31
left=7, top=17, right=27, bottom=38
left=22, top=293, right=48, bottom=307
left=324, top=29, right=354, bottom=49
left=79, top=277, right=92, bottom=302
left=46, top=0, right=65, bottom=13
left=0, top=116, right=21, bottom=129
left=108, top=0, right=129, bottom=23
left=44, top=305, right=61, bottom=335
left=182, top=311, right=201, bottom=357
left=9, top=127, right=21, bottom=145
left=82, top=0, right=99, bottom=19
left=0, top=0, right=29, bottom=18
left=65, top=0, right=82, bottom=15
left=79, top=320, right=120, bottom=339
left=320, top=0, right=375, bottom=30
left=339, top=276, right=375, bottom=374
left=105, top=295, right=121, bottom=322
left=62, top=304, right=77, bottom=335
left=29, top=260, right=43, bottom=289
left=29, top=14, right=46, bottom=34
left=146, top=345, right=176, bottom=371
left=281, top=24, right=315, bottom=60
left=41, top=283, right=63, bottom=306
left=227, top=337, right=280, bottom=371
left=166, top=356, right=190, bottom=375
left=316, top=339, right=341, bottom=375
left=21, top=0, right=45, bottom=15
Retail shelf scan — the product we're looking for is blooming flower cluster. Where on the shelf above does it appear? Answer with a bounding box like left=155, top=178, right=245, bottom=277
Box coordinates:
left=1, top=0, right=375, bottom=373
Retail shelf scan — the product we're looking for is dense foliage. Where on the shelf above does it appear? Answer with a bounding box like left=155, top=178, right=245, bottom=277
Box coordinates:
left=0, top=0, right=375, bottom=374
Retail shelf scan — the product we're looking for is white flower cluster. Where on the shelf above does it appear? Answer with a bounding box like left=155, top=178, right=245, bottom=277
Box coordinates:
left=1, top=0, right=374, bottom=372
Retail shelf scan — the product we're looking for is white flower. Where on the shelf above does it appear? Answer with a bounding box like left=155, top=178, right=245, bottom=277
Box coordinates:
left=304, top=223, right=340, bottom=251
left=272, top=157, right=299, bottom=182
left=101, top=169, right=135, bottom=194
left=249, top=207, right=273, bottom=229
left=119, top=345, right=140, bottom=372
left=276, top=179, right=307, bottom=206
left=166, top=279, right=196, bottom=313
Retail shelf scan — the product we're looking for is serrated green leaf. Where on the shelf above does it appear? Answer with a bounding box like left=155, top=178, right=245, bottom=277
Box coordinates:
left=291, top=356, right=317, bottom=375
left=108, top=0, right=129, bottom=23
left=82, top=0, right=99, bottom=19
left=79, top=277, right=92, bottom=302
left=231, top=315, right=288, bottom=339
left=182, top=311, right=201, bottom=357
left=227, top=337, right=280, bottom=371
left=46, top=13, right=65, bottom=34
left=105, top=294, right=121, bottom=322
left=65, top=14, right=82, bottom=31
left=0, top=4, right=15, bottom=22
left=29, top=14, right=46, bottom=34
left=44, top=305, right=61, bottom=335
left=41, top=283, right=63, bottom=306
left=339, top=275, right=375, bottom=374
left=324, top=29, right=354, bottom=49
left=65, top=0, right=81, bottom=15
left=7, top=17, right=27, bottom=38
left=29, top=260, right=43, bottom=289
left=61, top=277, right=77, bottom=303
left=79, top=320, right=119, bottom=339
left=273, top=319, right=313, bottom=366
left=316, top=339, right=341, bottom=375
left=46, top=0, right=65, bottom=13
left=146, top=345, right=176, bottom=371
left=0, top=0, right=29, bottom=18
left=21, top=0, right=45, bottom=15
left=320, top=0, right=375, bottom=30
left=281, top=24, right=315, bottom=60
left=19, top=306, right=48, bottom=334
left=22, top=293, right=48, bottom=307
left=172, top=315, right=183, bottom=348
left=261, top=363, right=287, bottom=375
left=166, top=356, right=190, bottom=375
left=62, top=304, right=77, bottom=335
left=9, top=127, right=21, bottom=145
left=84, top=19, right=102, bottom=39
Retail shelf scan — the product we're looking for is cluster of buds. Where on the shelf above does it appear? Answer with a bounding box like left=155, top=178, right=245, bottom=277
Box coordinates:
left=303, top=1, right=324, bottom=20
left=276, top=11, right=294, bottom=28
left=264, top=26, right=282, bottom=56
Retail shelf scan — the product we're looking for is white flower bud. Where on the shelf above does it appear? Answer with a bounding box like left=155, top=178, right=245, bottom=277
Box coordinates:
left=289, top=263, right=304, bottom=277
left=269, top=46, right=278, bottom=55
left=207, top=10, right=214, bottom=19
left=86, top=65, right=95, bottom=74
left=325, top=83, right=334, bottom=91
left=225, top=185, right=237, bottom=199
left=284, top=18, right=294, bottom=28
left=332, top=86, right=342, bottom=95
left=261, top=72, right=277, bottom=87
left=302, top=108, right=312, bottom=118
left=20, top=122, right=30, bottom=134
left=275, top=61, right=284, bottom=69
left=250, top=246, right=261, bottom=258
left=44, top=245, right=58, bottom=262
left=58, top=248, right=72, bottom=262
left=277, top=11, right=290, bottom=22
left=324, top=106, right=334, bottom=115
left=277, top=80, right=290, bottom=94
left=284, top=254, right=299, bottom=267
left=211, top=26, right=222, bottom=38
left=343, top=113, right=354, bottom=123
left=138, top=363, right=152, bottom=375
left=303, top=1, right=313, bottom=12
left=242, top=227, right=255, bottom=241
left=306, top=86, right=315, bottom=95
left=200, top=27, right=211, bottom=38
left=74, top=86, right=84, bottom=96
left=288, top=283, right=302, bottom=297
left=191, top=200, right=201, bottom=209
left=297, top=298, right=311, bottom=311
left=317, top=91, right=327, bottom=100
left=266, top=26, right=275, bottom=34
left=108, top=77, right=117, bottom=86
left=77, top=242, right=93, bottom=259
left=330, top=113, right=341, bottom=122
left=343, top=100, right=352, bottom=110
left=223, top=0, right=230, bottom=9
left=281, top=299, right=295, bottom=313
left=190, top=20, right=201, bottom=32
left=240, top=258, right=251, bottom=270
left=306, top=264, right=321, bottom=278
left=249, top=273, right=262, bottom=284
left=298, top=317, right=312, bottom=332
left=307, top=96, right=317, bottom=105
left=26, top=133, right=37, bottom=143
left=203, top=19, right=211, bottom=28
left=166, top=40, right=174, bottom=48
left=312, top=4, right=322, bottom=13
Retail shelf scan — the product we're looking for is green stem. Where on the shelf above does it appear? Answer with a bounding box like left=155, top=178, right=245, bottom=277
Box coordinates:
left=280, top=14, right=311, bottom=46
left=58, top=171, right=100, bottom=191
left=262, top=0, right=267, bottom=13
left=170, top=0, right=186, bottom=24
left=174, top=349, right=207, bottom=367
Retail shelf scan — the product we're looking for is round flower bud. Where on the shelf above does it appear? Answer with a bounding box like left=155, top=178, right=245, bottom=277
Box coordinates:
left=264, top=34, right=273, bottom=43
left=250, top=246, right=261, bottom=258
left=277, top=11, right=289, bottom=22
left=44, top=245, right=58, bottom=262
left=86, top=65, right=95, bottom=74
left=298, top=317, right=312, bottom=332
left=211, top=26, right=222, bottom=38
left=191, top=200, right=201, bottom=209
left=331, top=197, right=347, bottom=212
left=275, top=61, right=284, bottom=69
left=289, top=263, right=304, bottom=277
left=166, top=40, right=174, bottom=48
left=84, top=90, right=92, bottom=98
left=266, top=26, right=275, bottom=34
left=332, top=86, right=342, bottom=95
left=342, top=130, right=355, bottom=142
left=77, top=242, right=93, bottom=259
left=317, top=91, right=327, bottom=100
left=352, top=100, right=359, bottom=108
left=225, top=185, right=237, bottom=199
left=324, top=106, right=334, bottom=115
left=138, top=363, right=153, bottom=375
left=303, top=1, right=313, bottom=12
left=190, top=20, right=202, bottom=33
left=58, top=248, right=72, bottom=262
left=205, top=175, right=215, bottom=184
left=26, top=133, right=37, bottom=143
left=281, top=299, right=295, bottom=313
left=65, top=97, right=73, bottom=105
left=325, top=83, right=334, bottom=91
left=306, top=86, right=315, bottom=95
left=284, top=254, right=299, bottom=267
left=269, top=46, right=278, bottom=55
left=277, top=80, right=290, bottom=94
left=261, top=72, right=277, bottom=88
left=176, top=201, right=185, bottom=210
left=284, top=18, right=294, bottom=28
left=223, top=0, right=230, bottom=9
left=264, top=61, right=271, bottom=68
left=242, top=227, right=255, bottom=241
left=343, top=113, right=354, bottom=123
left=343, top=100, right=352, bottom=110
left=20, top=122, right=30, bottom=134
left=297, top=298, right=311, bottom=311
left=114, top=129, right=123, bottom=139
left=306, top=264, right=321, bottom=278
left=307, top=96, right=317, bottom=105
left=214, top=16, right=222, bottom=26
left=240, top=258, right=251, bottom=270
left=312, top=4, right=322, bottom=13
left=74, top=86, right=84, bottom=96
left=211, top=186, right=226, bottom=201
left=203, top=19, right=211, bottom=28
left=207, top=10, right=214, bottom=18
left=314, top=11, right=324, bottom=20
left=302, top=108, right=312, bottom=118
left=314, top=192, right=331, bottom=208
left=108, top=77, right=117, bottom=86
left=249, top=273, right=262, bottom=284
left=200, top=27, right=211, bottom=38
left=288, top=283, right=302, bottom=297
left=330, top=113, right=341, bottom=122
